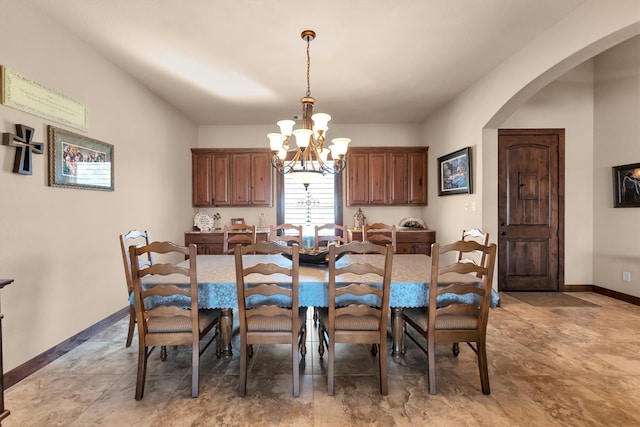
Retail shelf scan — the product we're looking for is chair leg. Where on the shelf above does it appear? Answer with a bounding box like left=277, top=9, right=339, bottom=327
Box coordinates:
left=477, top=339, right=491, bottom=395
left=328, top=337, right=335, bottom=396
left=292, top=334, right=300, bottom=397
left=299, top=322, right=307, bottom=357
left=452, top=342, right=460, bottom=356
left=428, top=338, right=436, bottom=395
left=317, top=324, right=325, bottom=358
left=135, top=344, right=148, bottom=400
left=160, top=346, right=168, bottom=361
left=238, top=343, right=248, bottom=396
left=126, top=306, right=135, bottom=348
left=378, top=340, right=388, bottom=395
left=192, top=341, right=199, bottom=398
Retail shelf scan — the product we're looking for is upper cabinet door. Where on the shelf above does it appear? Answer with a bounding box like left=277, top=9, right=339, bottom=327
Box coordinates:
left=389, top=152, right=408, bottom=204
left=408, top=151, right=427, bottom=204
left=192, top=152, right=213, bottom=206
left=346, top=152, right=369, bottom=206
left=250, top=152, right=272, bottom=206
left=368, top=152, right=388, bottom=205
left=213, top=153, right=231, bottom=206
left=232, top=153, right=251, bottom=205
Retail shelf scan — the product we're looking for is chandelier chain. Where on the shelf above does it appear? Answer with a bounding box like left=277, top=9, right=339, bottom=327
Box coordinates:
left=306, top=37, right=311, bottom=97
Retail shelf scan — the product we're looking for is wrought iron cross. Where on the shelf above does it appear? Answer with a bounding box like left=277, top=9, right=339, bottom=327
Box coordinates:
left=2, top=124, right=44, bottom=175
left=298, top=189, right=320, bottom=224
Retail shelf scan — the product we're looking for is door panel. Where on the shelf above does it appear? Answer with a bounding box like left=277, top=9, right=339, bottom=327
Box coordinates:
left=498, top=129, right=563, bottom=291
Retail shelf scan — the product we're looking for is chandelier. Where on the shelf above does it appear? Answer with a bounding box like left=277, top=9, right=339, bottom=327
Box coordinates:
left=267, top=30, right=350, bottom=187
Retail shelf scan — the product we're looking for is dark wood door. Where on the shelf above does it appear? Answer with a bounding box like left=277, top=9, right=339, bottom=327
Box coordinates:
left=498, top=129, right=564, bottom=291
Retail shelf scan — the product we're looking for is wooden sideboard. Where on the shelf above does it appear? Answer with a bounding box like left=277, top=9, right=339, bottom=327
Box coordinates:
left=348, top=228, right=436, bottom=255
left=185, top=230, right=269, bottom=255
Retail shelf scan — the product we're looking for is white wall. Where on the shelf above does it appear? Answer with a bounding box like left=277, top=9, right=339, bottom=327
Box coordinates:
left=499, top=62, right=595, bottom=285
left=197, top=123, right=426, bottom=229
left=593, top=36, right=640, bottom=295
left=422, top=1, right=640, bottom=290
left=0, top=1, right=196, bottom=371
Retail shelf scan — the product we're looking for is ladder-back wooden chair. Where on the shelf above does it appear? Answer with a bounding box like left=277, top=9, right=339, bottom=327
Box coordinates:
left=452, top=228, right=491, bottom=355
left=130, top=241, right=220, bottom=400
left=119, top=230, right=155, bottom=348
left=402, top=240, right=497, bottom=395
left=317, top=241, right=394, bottom=396
left=234, top=241, right=303, bottom=397
left=457, top=228, right=490, bottom=270
left=269, top=223, right=302, bottom=246
left=363, top=222, right=397, bottom=253
left=223, top=223, right=257, bottom=254
left=314, top=223, right=347, bottom=249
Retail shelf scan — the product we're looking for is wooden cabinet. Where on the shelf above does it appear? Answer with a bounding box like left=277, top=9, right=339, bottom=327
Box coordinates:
left=185, top=231, right=269, bottom=255
left=192, top=149, right=272, bottom=207
left=348, top=229, right=436, bottom=255
left=192, top=152, right=231, bottom=207
left=346, top=147, right=428, bottom=206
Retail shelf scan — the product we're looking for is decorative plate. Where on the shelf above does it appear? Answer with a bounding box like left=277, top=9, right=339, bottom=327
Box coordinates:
left=194, top=212, right=214, bottom=232
left=399, top=217, right=427, bottom=229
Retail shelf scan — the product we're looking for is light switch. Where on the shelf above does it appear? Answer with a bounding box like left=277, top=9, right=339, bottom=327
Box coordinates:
left=471, top=202, right=477, bottom=211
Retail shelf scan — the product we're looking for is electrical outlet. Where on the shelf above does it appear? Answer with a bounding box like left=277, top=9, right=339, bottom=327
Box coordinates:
left=622, top=271, right=631, bottom=282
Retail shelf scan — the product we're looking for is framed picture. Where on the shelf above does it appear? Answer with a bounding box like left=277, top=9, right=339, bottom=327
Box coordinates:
left=47, top=125, right=114, bottom=191
left=612, top=162, right=640, bottom=207
left=438, top=147, right=472, bottom=196
left=231, top=218, right=245, bottom=225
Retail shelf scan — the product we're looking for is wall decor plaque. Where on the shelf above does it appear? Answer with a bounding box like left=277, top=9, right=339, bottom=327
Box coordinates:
left=1, top=66, right=88, bottom=131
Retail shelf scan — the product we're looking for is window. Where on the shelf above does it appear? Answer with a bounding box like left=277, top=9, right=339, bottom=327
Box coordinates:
left=276, top=164, right=344, bottom=231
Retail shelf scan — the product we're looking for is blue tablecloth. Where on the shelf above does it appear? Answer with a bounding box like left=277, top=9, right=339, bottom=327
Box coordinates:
left=140, top=254, right=500, bottom=309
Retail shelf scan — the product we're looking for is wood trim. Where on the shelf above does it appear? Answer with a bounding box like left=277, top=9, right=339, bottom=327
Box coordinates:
left=191, top=148, right=272, bottom=155
left=593, top=286, right=640, bottom=306
left=564, top=284, right=640, bottom=306
left=4, top=308, right=128, bottom=389
left=562, top=285, right=594, bottom=292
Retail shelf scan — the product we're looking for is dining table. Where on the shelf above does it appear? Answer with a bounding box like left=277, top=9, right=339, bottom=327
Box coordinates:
left=142, top=253, right=500, bottom=360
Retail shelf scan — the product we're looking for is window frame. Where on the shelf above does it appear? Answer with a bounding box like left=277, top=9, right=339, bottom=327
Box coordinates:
left=276, top=172, right=344, bottom=227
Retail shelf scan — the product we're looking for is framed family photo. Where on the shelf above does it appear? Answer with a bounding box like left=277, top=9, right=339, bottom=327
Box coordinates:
left=438, top=146, right=472, bottom=196
left=48, top=125, right=114, bottom=191
left=612, top=162, right=640, bottom=208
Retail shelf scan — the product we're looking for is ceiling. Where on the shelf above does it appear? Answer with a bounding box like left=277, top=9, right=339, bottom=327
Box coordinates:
left=28, top=0, right=586, bottom=126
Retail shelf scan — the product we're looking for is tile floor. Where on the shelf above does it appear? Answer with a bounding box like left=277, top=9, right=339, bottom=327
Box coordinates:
left=4, top=292, right=640, bottom=426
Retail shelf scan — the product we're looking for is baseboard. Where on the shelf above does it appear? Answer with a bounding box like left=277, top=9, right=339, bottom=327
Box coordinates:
left=4, top=307, right=128, bottom=389
left=593, top=286, right=640, bottom=306
left=563, top=284, right=594, bottom=292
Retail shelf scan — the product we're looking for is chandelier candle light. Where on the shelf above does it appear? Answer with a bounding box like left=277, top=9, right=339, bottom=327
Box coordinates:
left=268, top=30, right=350, bottom=188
